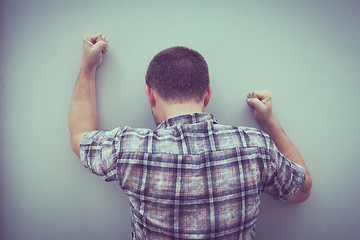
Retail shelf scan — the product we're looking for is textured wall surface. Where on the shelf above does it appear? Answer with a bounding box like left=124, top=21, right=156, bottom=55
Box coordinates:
left=1, top=1, right=359, bottom=239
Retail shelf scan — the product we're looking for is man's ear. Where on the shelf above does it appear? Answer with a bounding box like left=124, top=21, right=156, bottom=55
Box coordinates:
left=145, top=85, right=156, bottom=108
left=204, top=85, right=212, bottom=107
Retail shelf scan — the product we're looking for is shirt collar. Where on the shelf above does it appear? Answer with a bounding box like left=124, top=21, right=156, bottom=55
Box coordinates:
left=157, top=112, right=218, bottom=129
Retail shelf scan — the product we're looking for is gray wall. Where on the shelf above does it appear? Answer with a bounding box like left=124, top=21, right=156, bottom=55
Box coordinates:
left=1, top=0, right=359, bottom=239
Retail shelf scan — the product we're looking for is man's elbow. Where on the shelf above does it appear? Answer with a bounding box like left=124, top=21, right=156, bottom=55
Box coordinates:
left=286, top=174, right=312, bottom=203
left=301, top=173, right=313, bottom=201
left=298, top=187, right=312, bottom=203
left=71, top=131, right=90, bottom=158
left=71, top=137, right=81, bottom=157
left=285, top=188, right=311, bottom=203
left=70, top=133, right=86, bottom=158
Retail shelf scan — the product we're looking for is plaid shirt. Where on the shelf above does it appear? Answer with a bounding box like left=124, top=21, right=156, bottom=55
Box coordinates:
left=80, top=113, right=306, bottom=240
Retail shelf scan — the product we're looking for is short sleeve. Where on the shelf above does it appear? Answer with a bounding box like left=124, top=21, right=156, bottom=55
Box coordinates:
left=263, top=140, right=306, bottom=201
left=80, top=128, right=124, bottom=182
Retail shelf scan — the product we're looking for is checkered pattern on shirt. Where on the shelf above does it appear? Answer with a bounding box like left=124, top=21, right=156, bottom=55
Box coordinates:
left=80, top=113, right=306, bottom=240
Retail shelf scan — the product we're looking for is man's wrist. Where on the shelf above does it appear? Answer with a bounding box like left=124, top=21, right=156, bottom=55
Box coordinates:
left=259, top=114, right=276, bottom=128
left=79, top=63, right=97, bottom=78
left=259, top=114, right=283, bottom=136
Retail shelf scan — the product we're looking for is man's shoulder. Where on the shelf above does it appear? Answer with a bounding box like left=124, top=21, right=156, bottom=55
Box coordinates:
left=214, top=123, right=268, bottom=137
left=204, top=121, right=272, bottom=150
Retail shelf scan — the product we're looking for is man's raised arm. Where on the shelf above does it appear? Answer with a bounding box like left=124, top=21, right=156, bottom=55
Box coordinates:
left=246, top=90, right=312, bottom=203
left=69, top=34, right=108, bottom=157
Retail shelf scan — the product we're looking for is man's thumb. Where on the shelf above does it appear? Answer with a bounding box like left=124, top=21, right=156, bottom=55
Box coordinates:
left=246, top=97, right=263, bottom=110
left=94, top=40, right=108, bottom=53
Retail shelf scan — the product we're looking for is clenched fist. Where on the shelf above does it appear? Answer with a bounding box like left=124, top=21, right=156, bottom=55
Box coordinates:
left=246, top=90, right=274, bottom=125
left=81, top=34, right=108, bottom=72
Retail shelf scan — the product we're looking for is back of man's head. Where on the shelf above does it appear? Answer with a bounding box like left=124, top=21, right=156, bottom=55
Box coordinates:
left=146, top=46, right=210, bottom=103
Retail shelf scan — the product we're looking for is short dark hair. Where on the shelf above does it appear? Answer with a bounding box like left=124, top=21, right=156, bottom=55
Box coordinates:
left=145, top=46, right=210, bottom=103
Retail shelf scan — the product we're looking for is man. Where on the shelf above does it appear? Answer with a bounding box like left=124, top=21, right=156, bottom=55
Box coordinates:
left=69, top=34, right=312, bottom=240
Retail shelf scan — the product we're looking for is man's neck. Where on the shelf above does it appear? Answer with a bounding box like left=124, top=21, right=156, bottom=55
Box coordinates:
left=163, top=102, right=205, bottom=120
left=151, top=100, right=205, bottom=125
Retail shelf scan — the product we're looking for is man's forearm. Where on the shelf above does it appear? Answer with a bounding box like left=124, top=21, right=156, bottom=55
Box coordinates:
left=69, top=68, right=98, bottom=154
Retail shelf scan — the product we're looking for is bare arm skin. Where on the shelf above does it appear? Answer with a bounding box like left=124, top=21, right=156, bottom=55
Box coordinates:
left=69, top=34, right=108, bottom=157
left=246, top=90, right=312, bottom=203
